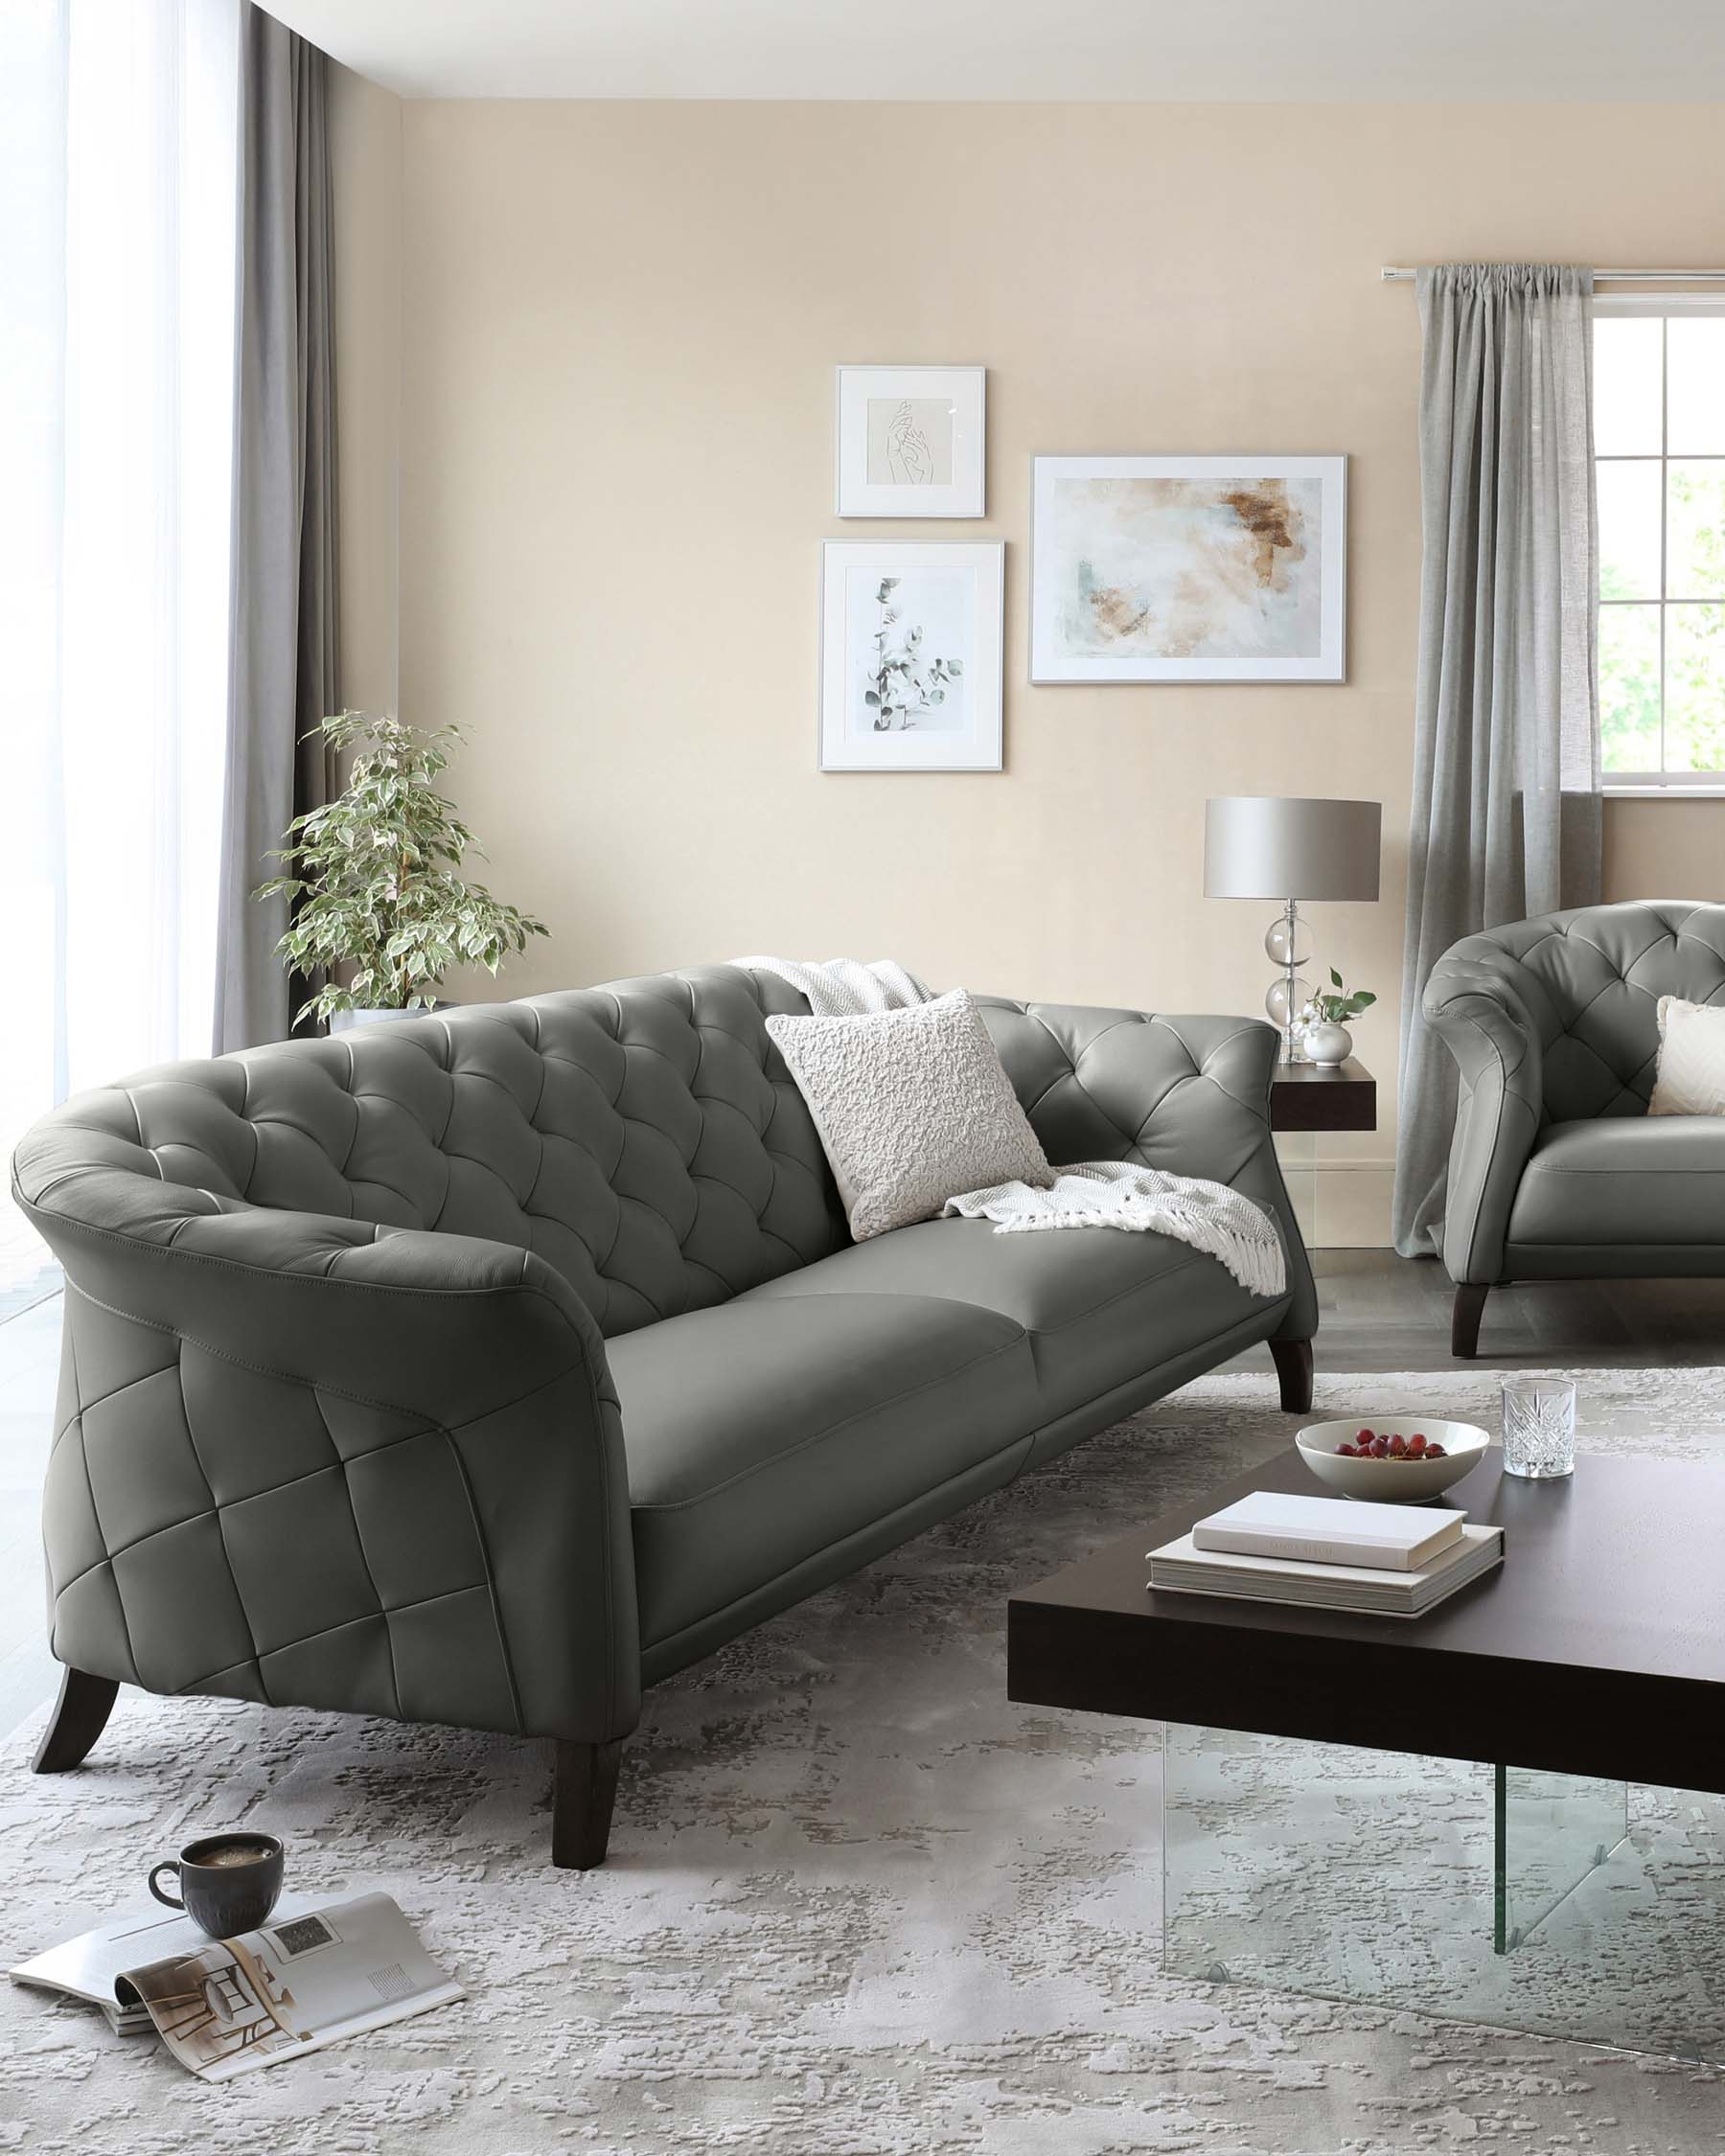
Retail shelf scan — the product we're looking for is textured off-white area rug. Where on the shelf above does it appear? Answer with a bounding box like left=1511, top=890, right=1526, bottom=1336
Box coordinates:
left=5, top=1367, right=1725, bottom=2153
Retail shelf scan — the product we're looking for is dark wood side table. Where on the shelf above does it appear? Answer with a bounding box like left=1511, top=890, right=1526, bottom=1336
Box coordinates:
left=1269, top=1055, right=1375, bottom=1134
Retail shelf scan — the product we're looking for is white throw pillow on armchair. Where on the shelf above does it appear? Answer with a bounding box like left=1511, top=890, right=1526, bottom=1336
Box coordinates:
left=1647, top=995, right=1725, bottom=1116
left=765, top=989, right=1054, bottom=1242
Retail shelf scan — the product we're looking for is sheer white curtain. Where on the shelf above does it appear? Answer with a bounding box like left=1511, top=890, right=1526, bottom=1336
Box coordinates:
left=1, top=0, right=240, bottom=1288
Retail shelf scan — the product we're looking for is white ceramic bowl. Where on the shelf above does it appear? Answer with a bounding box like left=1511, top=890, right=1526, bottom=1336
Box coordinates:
left=1295, top=1416, right=1491, bottom=1504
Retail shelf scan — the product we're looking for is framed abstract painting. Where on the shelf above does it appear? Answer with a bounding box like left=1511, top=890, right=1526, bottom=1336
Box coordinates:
left=1029, top=454, right=1346, bottom=683
left=835, top=366, right=986, bottom=518
left=818, top=540, right=1004, bottom=771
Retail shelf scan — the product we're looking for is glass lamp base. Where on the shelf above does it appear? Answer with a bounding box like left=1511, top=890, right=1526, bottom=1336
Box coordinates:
left=1264, top=912, right=1313, bottom=969
left=1267, top=975, right=1312, bottom=1060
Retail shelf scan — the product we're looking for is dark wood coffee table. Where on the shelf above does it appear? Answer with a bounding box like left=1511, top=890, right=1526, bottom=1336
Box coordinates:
left=1009, top=1445, right=1725, bottom=2060
left=1009, top=1445, right=1725, bottom=1800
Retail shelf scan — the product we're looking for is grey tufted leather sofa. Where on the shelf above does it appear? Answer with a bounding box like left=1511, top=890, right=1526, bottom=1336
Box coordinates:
left=12, top=965, right=1315, bottom=1867
left=1425, top=901, right=1725, bottom=1357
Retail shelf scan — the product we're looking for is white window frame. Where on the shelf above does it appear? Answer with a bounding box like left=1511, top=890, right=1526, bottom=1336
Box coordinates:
left=1596, top=292, right=1725, bottom=798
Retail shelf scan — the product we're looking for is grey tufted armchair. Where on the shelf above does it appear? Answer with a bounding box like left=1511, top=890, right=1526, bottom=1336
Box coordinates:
left=12, top=966, right=1314, bottom=1867
left=1423, top=901, right=1725, bottom=1357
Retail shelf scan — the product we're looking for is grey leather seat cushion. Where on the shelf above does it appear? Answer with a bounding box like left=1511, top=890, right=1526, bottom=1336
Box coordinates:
left=740, top=1215, right=1285, bottom=1423
left=610, top=1292, right=1034, bottom=1654
left=1507, top=1117, right=1725, bottom=1250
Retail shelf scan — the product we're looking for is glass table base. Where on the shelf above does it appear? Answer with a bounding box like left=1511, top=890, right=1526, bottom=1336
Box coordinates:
left=1273, top=1132, right=1317, bottom=1248
left=1164, top=1725, right=1725, bottom=2062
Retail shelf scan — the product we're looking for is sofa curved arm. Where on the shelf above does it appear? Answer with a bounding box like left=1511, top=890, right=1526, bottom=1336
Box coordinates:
left=974, top=1000, right=1318, bottom=1343
left=1421, top=945, right=1546, bottom=1286
left=12, top=1105, right=639, bottom=1749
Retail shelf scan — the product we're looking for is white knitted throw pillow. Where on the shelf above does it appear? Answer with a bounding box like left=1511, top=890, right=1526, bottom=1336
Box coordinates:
left=765, top=989, right=1054, bottom=1242
left=1648, top=995, right=1725, bottom=1116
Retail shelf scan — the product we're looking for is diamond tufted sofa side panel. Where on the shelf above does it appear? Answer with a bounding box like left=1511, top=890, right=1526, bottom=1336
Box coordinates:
left=1424, top=902, right=1725, bottom=1286
left=974, top=1000, right=1317, bottom=1343
left=12, top=1135, right=641, bottom=1745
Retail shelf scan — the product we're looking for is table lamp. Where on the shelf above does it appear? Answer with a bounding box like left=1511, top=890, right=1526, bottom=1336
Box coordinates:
left=1204, top=796, right=1382, bottom=1062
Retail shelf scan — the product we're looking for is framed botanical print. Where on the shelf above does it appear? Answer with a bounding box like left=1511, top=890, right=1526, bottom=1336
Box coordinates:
left=835, top=366, right=986, bottom=518
left=1029, top=454, right=1347, bottom=683
left=819, top=540, right=1004, bottom=771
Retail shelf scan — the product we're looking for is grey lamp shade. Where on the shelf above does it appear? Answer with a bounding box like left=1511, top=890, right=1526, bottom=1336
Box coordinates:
left=1204, top=796, right=1382, bottom=903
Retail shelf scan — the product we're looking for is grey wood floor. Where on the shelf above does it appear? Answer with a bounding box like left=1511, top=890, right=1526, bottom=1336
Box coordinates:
left=4, top=1254, right=1723, bottom=1742
left=1265, top=1251, right=1725, bottom=1374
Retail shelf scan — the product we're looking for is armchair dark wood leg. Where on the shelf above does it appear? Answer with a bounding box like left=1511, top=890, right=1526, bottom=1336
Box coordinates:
left=552, top=1738, right=622, bottom=1870
left=1452, top=1283, right=1490, bottom=1360
left=1269, top=1338, right=1314, bottom=1413
left=33, top=1667, right=120, bottom=1774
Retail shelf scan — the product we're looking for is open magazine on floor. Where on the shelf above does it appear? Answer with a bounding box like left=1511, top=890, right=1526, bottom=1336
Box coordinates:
left=10, top=1891, right=463, bottom=2079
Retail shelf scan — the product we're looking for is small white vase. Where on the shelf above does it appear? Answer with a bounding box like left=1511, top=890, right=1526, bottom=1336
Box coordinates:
left=1303, top=1021, right=1353, bottom=1067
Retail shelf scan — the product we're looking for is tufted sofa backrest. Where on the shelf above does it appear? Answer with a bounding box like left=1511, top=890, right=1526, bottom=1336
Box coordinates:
left=18, top=967, right=848, bottom=1338
left=1434, top=902, right=1725, bottom=1123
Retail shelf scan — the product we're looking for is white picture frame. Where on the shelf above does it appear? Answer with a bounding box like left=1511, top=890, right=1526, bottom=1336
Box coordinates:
left=835, top=365, right=986, bottom=518
left=1029, top=454, right=1347, bottom=683
left=819, top=540, right=1004, bottom=772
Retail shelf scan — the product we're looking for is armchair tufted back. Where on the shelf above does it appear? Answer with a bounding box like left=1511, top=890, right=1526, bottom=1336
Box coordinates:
left=1432, top=902, right=1725, bottom=1123
left=18, top=967, right=849, bottom=1338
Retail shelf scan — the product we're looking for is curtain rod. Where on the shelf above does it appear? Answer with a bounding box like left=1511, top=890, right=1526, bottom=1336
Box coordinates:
left=1380, top=266, right=1725, bottom=284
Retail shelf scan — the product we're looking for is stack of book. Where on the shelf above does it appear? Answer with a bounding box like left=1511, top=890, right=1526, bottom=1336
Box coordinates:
left=1147, top=1489, right=1503, bottom=1617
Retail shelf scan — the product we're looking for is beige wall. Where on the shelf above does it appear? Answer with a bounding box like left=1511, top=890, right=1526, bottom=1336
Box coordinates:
left=337, top=98, right=1725, bottom=1241
left=1605, top=797, right=1725, bottom=904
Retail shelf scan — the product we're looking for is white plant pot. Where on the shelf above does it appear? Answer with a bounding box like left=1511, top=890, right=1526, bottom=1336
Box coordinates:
left=1303, top=1020, right=1353, bottom=1067
left=329, top=1007, right=412, bottom=1034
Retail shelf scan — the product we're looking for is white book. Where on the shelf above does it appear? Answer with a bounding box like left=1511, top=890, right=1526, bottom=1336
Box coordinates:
left=1191, top=1489, right=1464, bottom=1572
left=1146, top=1523, right=1504, bottom=1617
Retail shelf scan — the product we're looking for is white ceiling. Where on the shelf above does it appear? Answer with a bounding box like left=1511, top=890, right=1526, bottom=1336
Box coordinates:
left=265, top=0, right=1725, bottom=103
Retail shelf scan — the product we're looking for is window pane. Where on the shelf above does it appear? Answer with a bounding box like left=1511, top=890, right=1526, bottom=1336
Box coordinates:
left=1666, top=604, right=1725, bottom=772
left=1598, top=603, right=1662, bottom=771
left=1666, top=317, right=1725, bottom=455
left=1597, top=459, right=1663, bottom=600
left=1593, top=317, right=1663, bottom=455
left=1667, top=460, right=1725, bottom=600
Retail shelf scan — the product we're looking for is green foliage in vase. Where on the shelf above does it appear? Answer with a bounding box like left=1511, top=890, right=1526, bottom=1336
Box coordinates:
left=256, top=710, right=549, bottom=1030
left=1307, top=968, right=1377, bottom=1027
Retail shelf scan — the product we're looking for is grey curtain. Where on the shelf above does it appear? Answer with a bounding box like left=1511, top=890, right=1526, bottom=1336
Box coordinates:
left=214, top=9, right=338, bottom=1052
left=1392, top=264, right=1600, bottom=1258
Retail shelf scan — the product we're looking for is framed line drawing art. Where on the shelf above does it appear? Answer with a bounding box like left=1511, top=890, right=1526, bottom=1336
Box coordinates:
left=819, top=540, right=1004, bottom=771
left=1030, top=454, right=1346, bottom=683
left=835, top=366, right=986, bottom=518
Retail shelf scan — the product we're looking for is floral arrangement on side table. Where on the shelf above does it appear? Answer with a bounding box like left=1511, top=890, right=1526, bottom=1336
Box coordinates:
left=1300, top=968, right=1376, bottom=1066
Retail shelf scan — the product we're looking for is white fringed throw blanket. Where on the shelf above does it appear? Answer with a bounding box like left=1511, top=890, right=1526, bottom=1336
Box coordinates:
left=735, top=957, right=1286, bottom=1298
left=941, top=1162, right=1286, bottom=1297
left=732, top=955, right=932, bottom=1016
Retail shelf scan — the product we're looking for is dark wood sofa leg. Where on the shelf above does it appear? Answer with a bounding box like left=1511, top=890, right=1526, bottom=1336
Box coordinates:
left=1270, top=1338, right=1314, bottom=1413
left=1452, top=1283, right=1489, bottom=1361
left=552, top=1738, right=622, bottom=1870
left=33, top=1667, right=120, bottom=1774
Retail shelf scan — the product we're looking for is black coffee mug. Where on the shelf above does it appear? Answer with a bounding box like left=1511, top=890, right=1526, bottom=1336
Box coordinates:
left=149, top=1833, right=284, bottom=1938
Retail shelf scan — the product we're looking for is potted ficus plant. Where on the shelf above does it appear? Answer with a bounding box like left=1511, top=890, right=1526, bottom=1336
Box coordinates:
left=1300, top=968, right=1376, bottom=1067
left=257, top=710, right=548, bottom=1033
